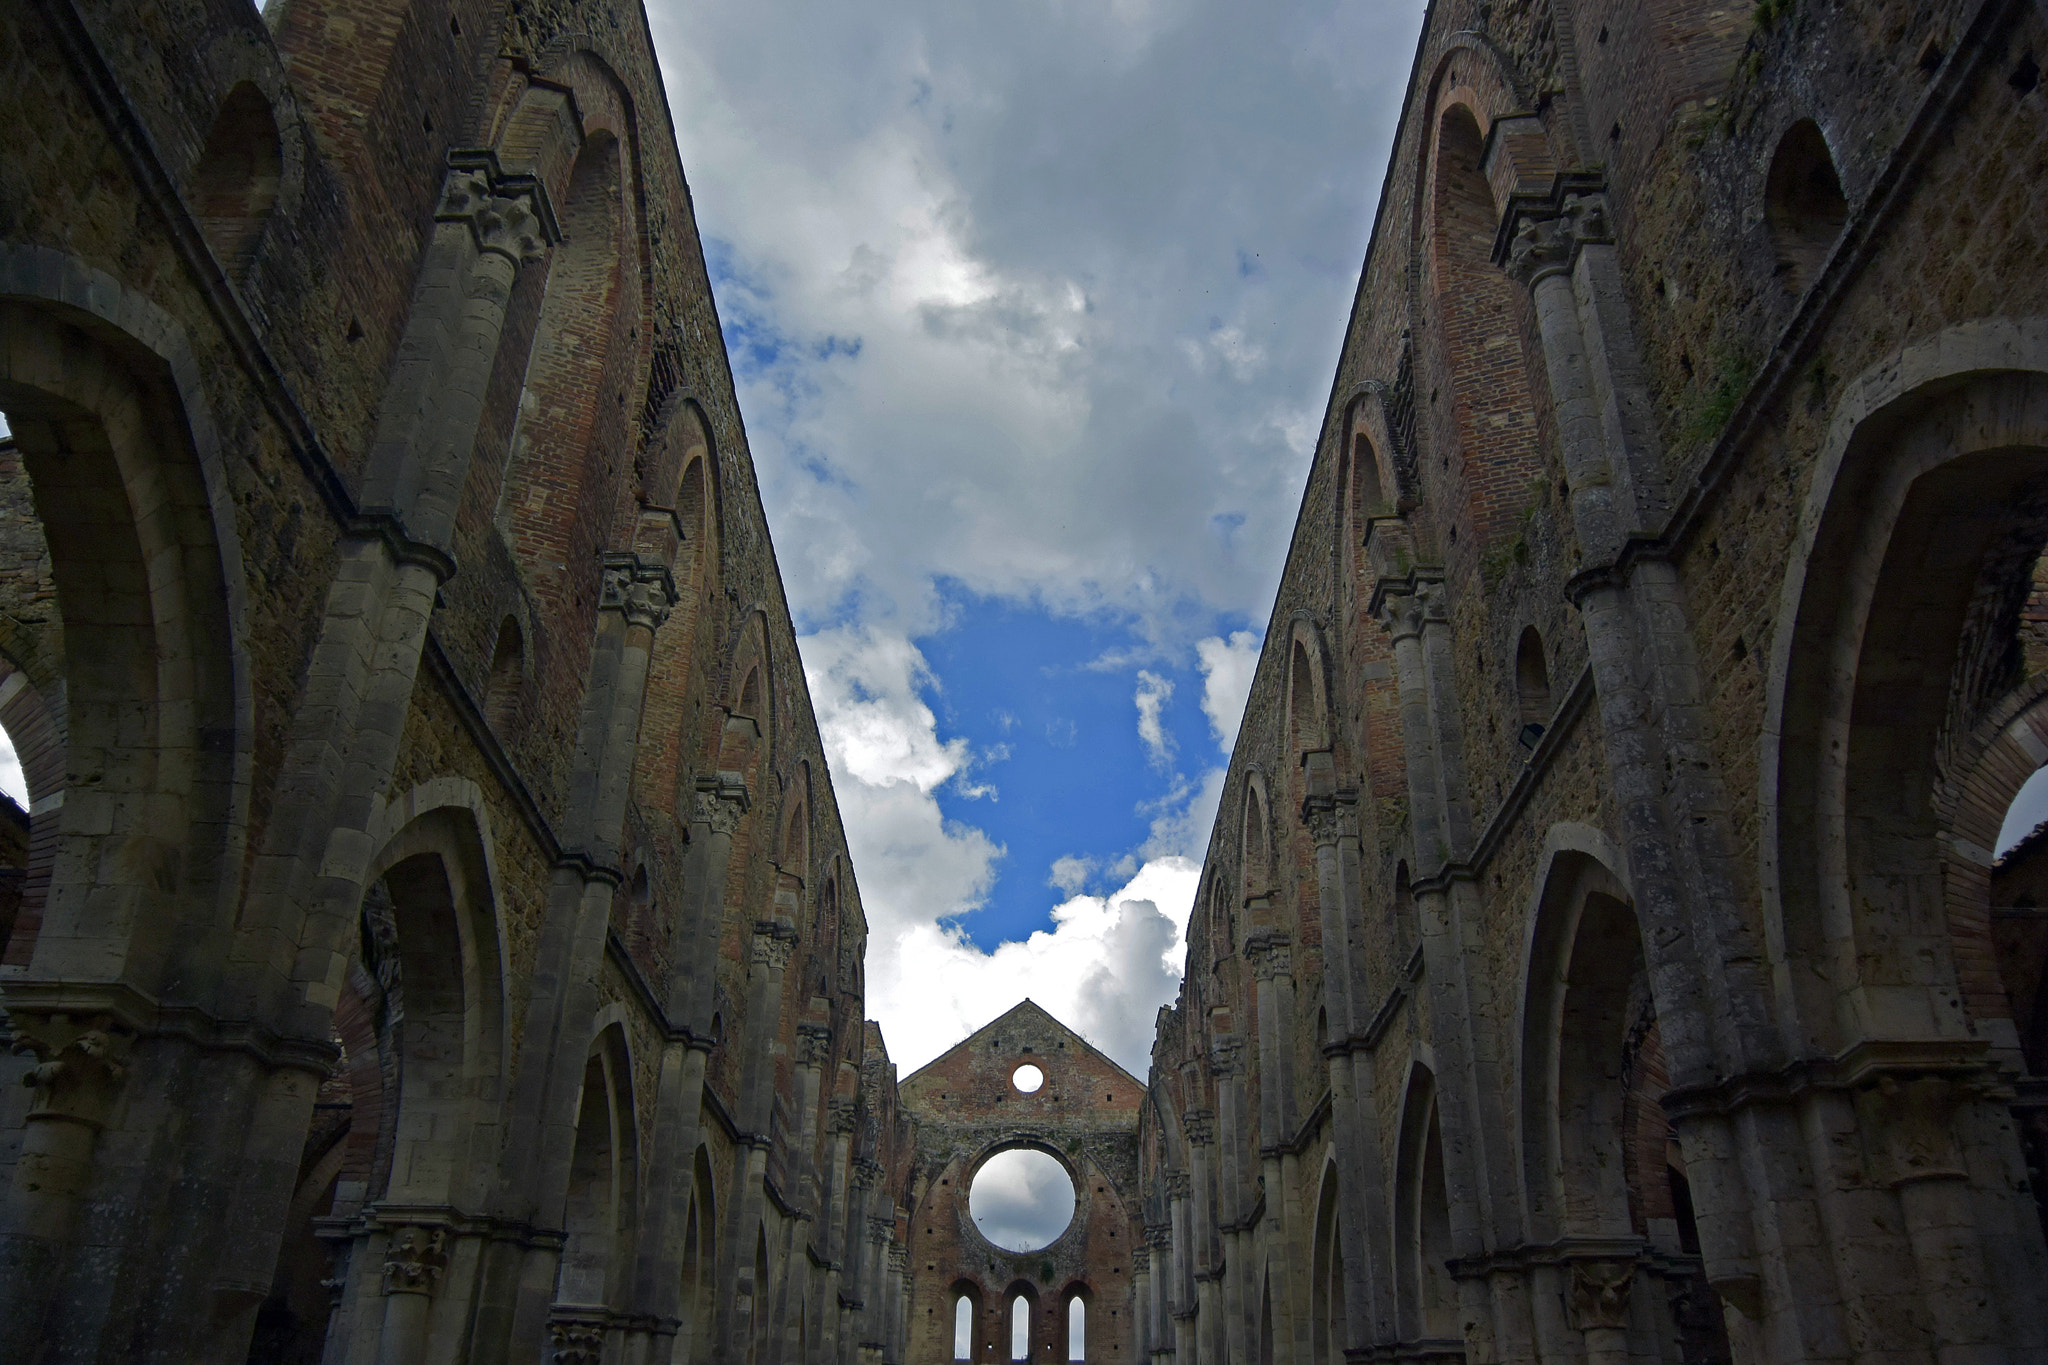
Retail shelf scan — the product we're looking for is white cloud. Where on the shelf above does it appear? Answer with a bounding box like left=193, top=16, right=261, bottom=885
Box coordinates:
left=884, top=854, right=1200, bottom=1075
left=1196, top=630, right=1262, bottom=756
left=1048, top=855, right=1094, bottom=895
left=1135, top=670, right=1175, bottom=769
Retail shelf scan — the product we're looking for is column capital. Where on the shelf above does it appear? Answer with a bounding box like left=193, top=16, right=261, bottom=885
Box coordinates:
left=692, top=778, right=749, bottom=833
left=436, top=150, right=559, bottom=263
left=796, top=1023, right=835, bottom=1067
left=1502, top=186, right=1613, bottom=289
left=600, top=552, right=679, bottom=632
left=1243, top=931, right=1293, bottom=982
left=751, top=919, right=799, bottom=971
left=828, top=1097, right=860, bottom=1135
left=11, top=1011, right=133, bottom=1126
left=1164, top=1171, right=1192, bottom=1199
left=1375, top=577, right=1447, bottom=642
left=1181, top=1108, right=1215, bottom=1145
left=1207, top=1039, right=1246, bottom=1078
left=1565, top=1259, right=1632, bottom=1332
left=381, top=1225, right=449, bottom=1296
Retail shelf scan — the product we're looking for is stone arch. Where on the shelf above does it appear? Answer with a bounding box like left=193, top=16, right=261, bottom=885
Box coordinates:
left=1004, top=1280, right=1042, bottom=1362
left=1762, top=318, right=2048, bottom=1057
left=1310, top=1155, right=1347, bottom=1365
left=355, top=785, right=513, bottom=1211
left=1417, top=72, right=1547, bottom=562
left=1392, top=1062, right=1455, bottom=1344
left=496, top=126, right=641, bottom=627
left=189, top=81, right=283, bottom=275
left=1286, top=620, right=1334, bottom=765
left=1763, top=118, right=1847, bottom=296
left=483, top=612, right=530, bottom=734
left=676, top=1144, right=718, bottom=1365
left=1514, top=624, right=1552, bottom=733
left=716, top=612, right=775, bottom=788
left=1241, top=771, right=1275, bottom=903
left=782, top=761, right=813, bottom=885
left=0, top=255, right=253, bottom=1000
left=1061, top=1281, right=1091, bottom=1362
left=631, top=405, right=721, bottom=822
left=553, top=1020, right=640, bottom=1320
left=952, top=1279, right=985, bottom=1362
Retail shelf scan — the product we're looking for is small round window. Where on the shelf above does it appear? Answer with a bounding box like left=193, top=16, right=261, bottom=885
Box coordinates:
left=1012, top=1063, right=1044, bottom=1093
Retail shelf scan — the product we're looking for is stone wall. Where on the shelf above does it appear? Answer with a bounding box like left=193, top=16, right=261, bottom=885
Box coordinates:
left=0, top=0, right=921, bottom=1362
left=1139, top=2, right=2048, bottom=1364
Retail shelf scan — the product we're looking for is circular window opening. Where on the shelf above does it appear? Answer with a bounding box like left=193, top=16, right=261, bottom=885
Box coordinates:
left=1012, top=1063, right=1045, bottom=1094
left=969, top=1148, right=1076, bottom=1252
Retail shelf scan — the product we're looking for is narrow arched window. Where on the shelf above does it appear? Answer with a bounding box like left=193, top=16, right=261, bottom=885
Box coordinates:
left=1353, top=434, right=1385, bottom=516
left=1765, top=119, right=1847, bottom=294
left=1067, top=1295, right=1086, bottom=1362
left=485, top=616, right=523, bottom=732
left=1011, top=1296, right=1030, bottom=1362
left=191, top=82, right=282, bottom=274
left=1515, top=626, right=1551, bottom=745
left=955, top=1295, right=974, bottom=1361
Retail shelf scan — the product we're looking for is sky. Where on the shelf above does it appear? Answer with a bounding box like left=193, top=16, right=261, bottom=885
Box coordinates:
left=643, top=0, right=1427, bottom=1076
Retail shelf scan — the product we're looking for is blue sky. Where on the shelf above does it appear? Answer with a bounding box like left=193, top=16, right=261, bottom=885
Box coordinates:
left=647, top=0, right=1427, bottom=1072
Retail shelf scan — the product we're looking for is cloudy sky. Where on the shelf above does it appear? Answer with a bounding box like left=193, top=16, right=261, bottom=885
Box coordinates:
left=643, top=0, right=1427, bottom=1075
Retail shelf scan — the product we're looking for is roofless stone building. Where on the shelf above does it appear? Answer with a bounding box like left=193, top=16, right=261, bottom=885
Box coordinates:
left=3, top=0, right=2048, bottom=1363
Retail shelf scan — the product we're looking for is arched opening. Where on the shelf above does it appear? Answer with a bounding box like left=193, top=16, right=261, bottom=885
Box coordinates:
left=484, top=615, right=524, bottom=733
left=1290, top=638, right=1325, bottom=755
left=1067, top=1291, right=1087, bottom=1362
left=1010, top=1292, right=1032, bottom=1362
left=954, top=1286, right=980, bottom=1361
left=1391, top=861, right=1416, bottom=956
left=751, top=1227, right=771, bottom=1365
left=497, top=131, right=638, bottom=628
left=1311, top=1166, right=1346, bottom=1365
left=1242, top=788, right=1270, bottom=902
left=632, top=437, right=716, bottom=822
left=1515, top=626, right=1551, bottom=740
left=1427, top=102, right=1544, bottom=554
left=1765, top=119, right=1848, bottom=294
left=1521, top=850, right=1731, bottom=1362
left=1257, top=1272, right=1273, bottom=1365
left=1353, top=433, right=1386, bottom=517
left=555, top=1045, right=631, bottom=1311
left=191, top=83, right=283, bottom=274
left=1395, top=1068, right=1456, bottom=1343
left=674, top=1146, right=717, bottom=1365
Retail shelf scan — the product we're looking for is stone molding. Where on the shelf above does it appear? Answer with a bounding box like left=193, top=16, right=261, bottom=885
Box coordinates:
left=2, top=980, right=338, bottom=1080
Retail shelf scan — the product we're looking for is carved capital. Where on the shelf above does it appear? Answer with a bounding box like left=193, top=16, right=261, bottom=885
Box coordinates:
left=751, top=920, right=799, bottom=971
left=1375, top=580, right=1444, bottom=642
left=12, top=1012, right=132, bottom=1126
left=549, top=1318, right=607, bottom=1365
left=1181, top=1108, right=1215, bottom=1145
left=381, top=1225, right=449, bottom=1296
left=600, top=553, right=679, bottom=631
left=1301, top=799, right=1350, bottom=849
left=1145, top=1221, right=1174, bottom=1247
left=436, top=152, right=558, bottom=263
left=828, top=1097, right=859, bottom=1135
left=1164, top=1171, right=1192, bottom=1200
left=1243, top=932, right=1293, bottom=981
left=1566, top=1260, right=1633, bottom=1332
left=886, top=1243, right=909, bottom=1273
left=1505, top=191, right=1613, bottom=289
left=851, top=1157, right=883, bottom=1190
left=692, top=784, right=748, bottom=834
left=1208, top=1039, right=1246, bottom=1078
left=866, top=1214, right=895, bottom=1243
left=796, top=1023, right=834, bottom=1067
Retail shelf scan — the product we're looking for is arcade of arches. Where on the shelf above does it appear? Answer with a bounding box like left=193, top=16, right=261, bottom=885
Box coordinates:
left=2, top=0, right=2048, bottom=1363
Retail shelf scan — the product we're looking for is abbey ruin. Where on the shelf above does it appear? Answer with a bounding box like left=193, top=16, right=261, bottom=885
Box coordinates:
left=2, top=0, right=2046, bottom=1361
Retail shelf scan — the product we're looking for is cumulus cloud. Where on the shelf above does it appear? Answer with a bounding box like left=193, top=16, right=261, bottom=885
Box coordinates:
left=884, top=855, right=1200, bottom=1075
left=1196, top=630, right=1263, bottom=756
left=1135, top=670, right=1175, bottom=769
left=649, top=0, right=1424, bottom=1070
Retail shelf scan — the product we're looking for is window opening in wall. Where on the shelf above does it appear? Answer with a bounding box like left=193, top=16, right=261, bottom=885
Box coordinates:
left=1012, top=1063, right=1044, bottom=1094
left=191, top=82, right=282, bottom=274
left=1515, top=626, right=1551, bottom=747
left=485, top=616, right=524, bottom=732
left=956, top=1296, right=974, bottom=1360
left=1353, top=434, right=1385, bottom=516
left=970, top=1149, right=1076, bottom=1252
left=1765, top=119, right=1848, bottom=294
left=1011, top=1296, right=1030, bottom=1362
left=1067, top=1296, right=1085, bottom=1361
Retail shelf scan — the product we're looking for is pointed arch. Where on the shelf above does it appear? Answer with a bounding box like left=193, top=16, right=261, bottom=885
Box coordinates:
left=1241, top=771, right=1275, bottom=904
left=1393, top=1063, right=1455, bottom=1343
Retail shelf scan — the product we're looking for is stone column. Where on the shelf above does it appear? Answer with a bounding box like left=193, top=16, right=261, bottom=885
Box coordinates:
left=816, top=1093, right=858, bottom=1365
left=720, top=921, right=799, bottom=1363
left=1166, top=1171, right=1194, bottom=1365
